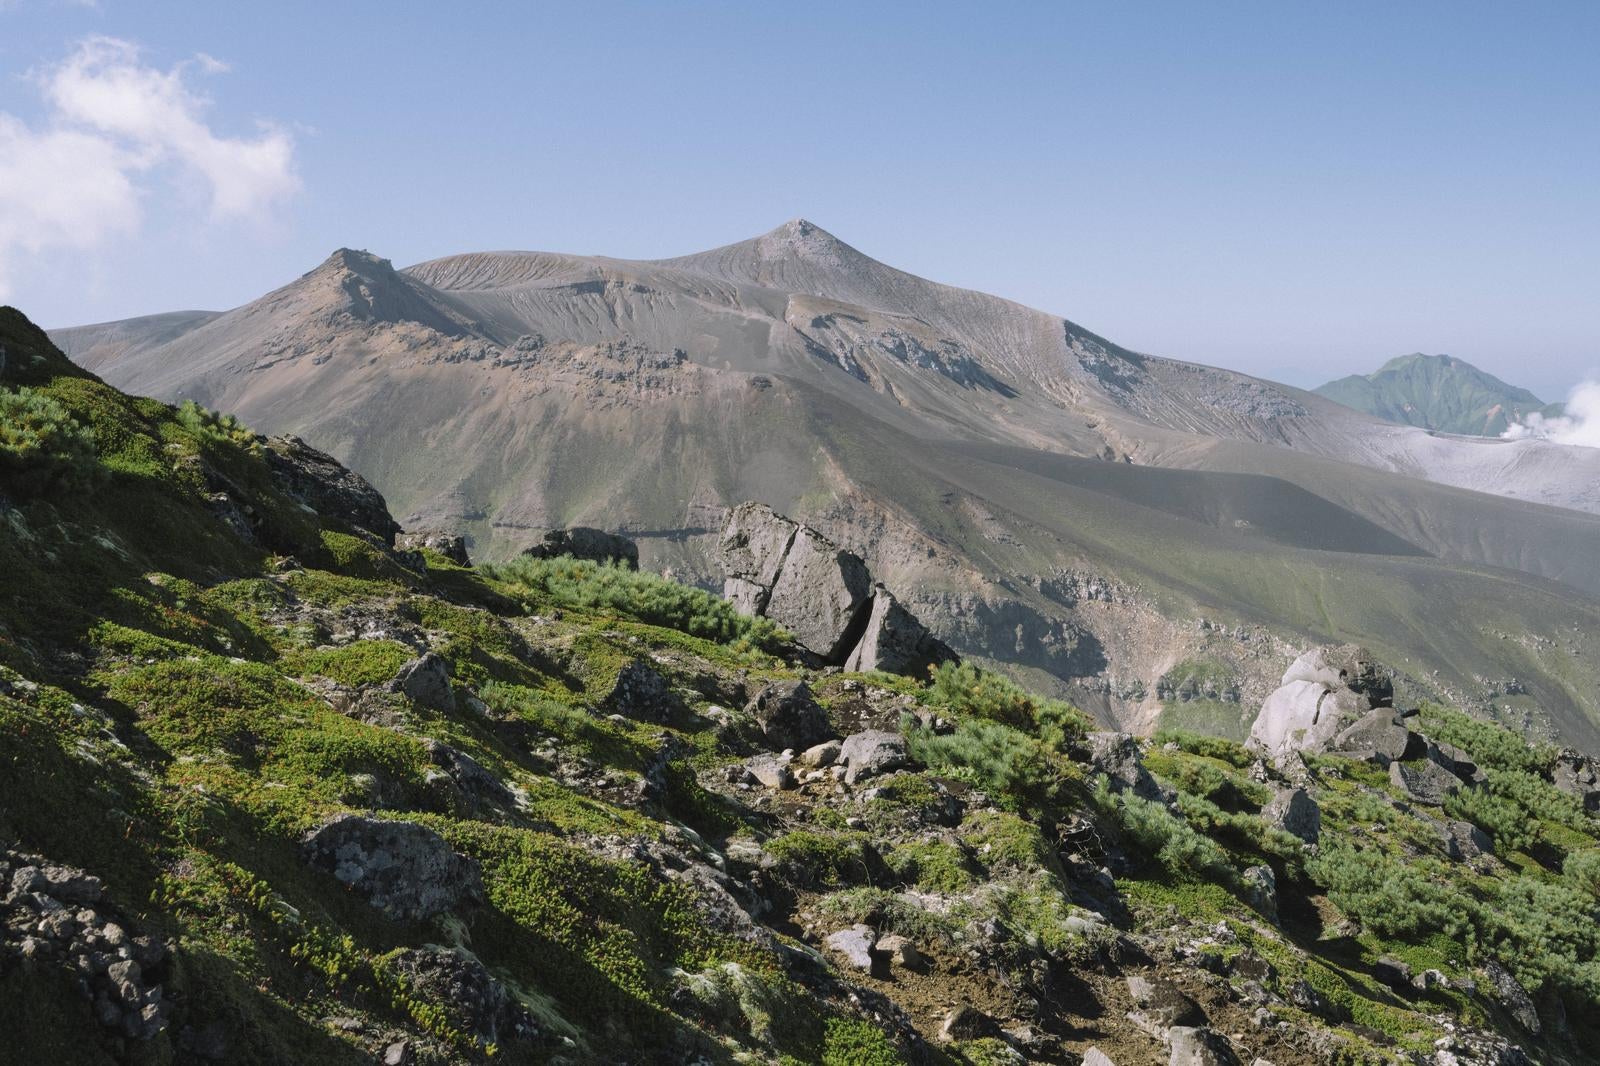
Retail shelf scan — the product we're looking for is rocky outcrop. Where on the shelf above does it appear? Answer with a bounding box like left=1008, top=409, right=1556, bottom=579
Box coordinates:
left=1551, top=749, right=1600, bottom=813
left=389, top=947, right=538, bottom=1049
left=1263, top=787, right=1321, bottom=844
left=388, top=652, right=457, bottom=714
left=520, top=527, right=639, bottom=569
left=1, top=847, right=171, bottom=1040
left=1249, top=646, right=1394, bottom=760
left=396, top=530, right=470, bottom=565
left=1088, top=731, right=1168, bottom=802
left=265, top=435, right=400, bottom=545
left=716, top=502, right=956, bottom=676
left=301, top=815, right=483, bottom=921
left=839, top=729, right=912, bottom=784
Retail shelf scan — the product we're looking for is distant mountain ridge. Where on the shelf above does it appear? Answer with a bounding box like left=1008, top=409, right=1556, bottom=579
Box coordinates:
left=1315, top=352, right=1564, bottom=437
left=45, top=220, right=1600, bottom=749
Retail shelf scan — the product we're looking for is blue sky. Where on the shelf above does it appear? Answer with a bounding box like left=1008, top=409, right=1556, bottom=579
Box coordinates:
left=1, top=1, right=1596, bottom=397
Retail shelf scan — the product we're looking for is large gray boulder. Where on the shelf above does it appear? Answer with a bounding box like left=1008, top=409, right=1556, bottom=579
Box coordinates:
left=843, top=583, right=958, bottom=678
left=1281, top=645, right=1394, bottom=706
left=521, top=526, right=639, bottom=569
left=718, top=502, right=798, bottom=614
left=715, top=502, right=957, bottom=676
left=1248, top=680, right=1343, bottom=760
left=1331, top=708, right=1422, bottom=765
left=302, top=815, right=483, bottom=921
left=763, top=527, right=874, bottom=661
left=1390, top=756, right=1462, bottom=806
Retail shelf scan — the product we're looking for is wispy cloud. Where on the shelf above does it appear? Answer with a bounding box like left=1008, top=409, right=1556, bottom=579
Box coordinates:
left=0, top=36, right=299, bottom=296
left=1503, top=380, right=1600, bottom=449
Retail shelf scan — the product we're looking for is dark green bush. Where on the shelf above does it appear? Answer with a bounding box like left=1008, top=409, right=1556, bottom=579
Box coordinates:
left=1444, top=768, right=1593, bottom=853
left=920, top=660, right=1090, bottom=745
left=1416, top=705, right=1557, bottom=775
left=0, top=386, right=101, bottom=494
left=486, top=555, right=787, bottom=652
left=1092, top=778, right=1234, bottom=881
left=904, top=714, right=1080, bottom=819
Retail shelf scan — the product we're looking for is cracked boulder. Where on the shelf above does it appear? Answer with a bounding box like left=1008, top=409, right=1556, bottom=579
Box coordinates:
left=744, top=679, right=833, bottom=751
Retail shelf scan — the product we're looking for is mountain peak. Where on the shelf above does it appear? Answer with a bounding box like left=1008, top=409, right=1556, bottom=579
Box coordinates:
left=318, top=248, right=397, bottom=276
left=753, top=218, right=855, bottom=264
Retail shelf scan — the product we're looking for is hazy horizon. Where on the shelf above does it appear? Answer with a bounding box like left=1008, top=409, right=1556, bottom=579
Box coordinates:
left=3, top=2, right=1596, bottom=398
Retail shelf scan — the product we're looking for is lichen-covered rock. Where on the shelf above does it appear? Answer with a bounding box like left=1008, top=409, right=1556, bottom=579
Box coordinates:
left=1242, top=865, right=1277, bottom=923
left=604, top=659, right=678, bottom=721
left=388, top=652, right=456, bottom=714
left=1443, top=819, right=1493, bottom=861
left=425, top=739, right=515, bottom=814
left=744, top=753, right=795, bottom=790
left=840, top=729, right=911, bottom=784
left=1167, top=1026, right=1242, bottom=1066
left=1127, top=974, right=1205, bottom=1029
left=823, top=925, right=878, bottom=972
left=1483, top=961, right=1540, bottom=1034
left=1331, top=708, right=1422, bottom=764
left=301, top=815, right=483, bottom=920
left=1551, top=749, right=1600, bottom=814
left=744, top=679, right=832, bottom=751
left=520, top=526, right=639, bottom=569
left=389, top=947, right=538, bottom=1048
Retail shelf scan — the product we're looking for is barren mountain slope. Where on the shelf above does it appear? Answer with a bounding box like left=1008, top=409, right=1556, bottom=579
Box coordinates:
left=54, top=222, right=1600, bottom=746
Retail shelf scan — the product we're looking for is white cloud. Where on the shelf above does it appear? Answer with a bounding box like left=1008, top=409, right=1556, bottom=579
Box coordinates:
left=0, top=36, right=298, bottom=295
left=1502, top=380, right=1600, bottom=449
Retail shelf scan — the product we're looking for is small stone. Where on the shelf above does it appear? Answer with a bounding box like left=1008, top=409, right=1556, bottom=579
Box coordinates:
left=383, top=1040, right=413, bottom=1066
left=1126, top=974, right=1205, bottom=1028
left=1083, top=1049, right=1117, bottom=1066
left=1372, top=956, right=1412, bottom=990
left=823, top=925, right=878, bottom=972
left=799, top=740, right=842, bottom=768
left=876, top=933, right=922, bottom=969
left=744, top=754, right=796, bottom=790
left=1166, top=1026, right=1241, bottom=1066
left=939, top=1004, right=997, bottom=1042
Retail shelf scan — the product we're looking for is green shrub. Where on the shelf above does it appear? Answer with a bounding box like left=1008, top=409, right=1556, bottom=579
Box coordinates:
left=1564, top=848, right=1600, bottom=898
left=886, top=840, right=975, bottom=893
left=765, top=830, right=876, bottom=888
left=486, top=555, right=787, bottom=652
left=176, top=399, right=263, bottom=454
left=904, top=715, right=1079, bottom=819
left=1307, top=841, right=1466, bottom=942
left=1416, top=705, right=1557, bottom=775
left=1444, top=768, right=1593, bottom=853
left=920, top=661, right=1090, bottom=744
left=1092, top=778, right=1234, bottom=881
left=1152, top=728, right=1255, bottom=769
left=0, top=386, right=101, bottom=494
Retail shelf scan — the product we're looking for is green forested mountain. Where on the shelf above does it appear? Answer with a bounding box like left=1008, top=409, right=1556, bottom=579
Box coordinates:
left=1316, top=353, right=1564, bottom=436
